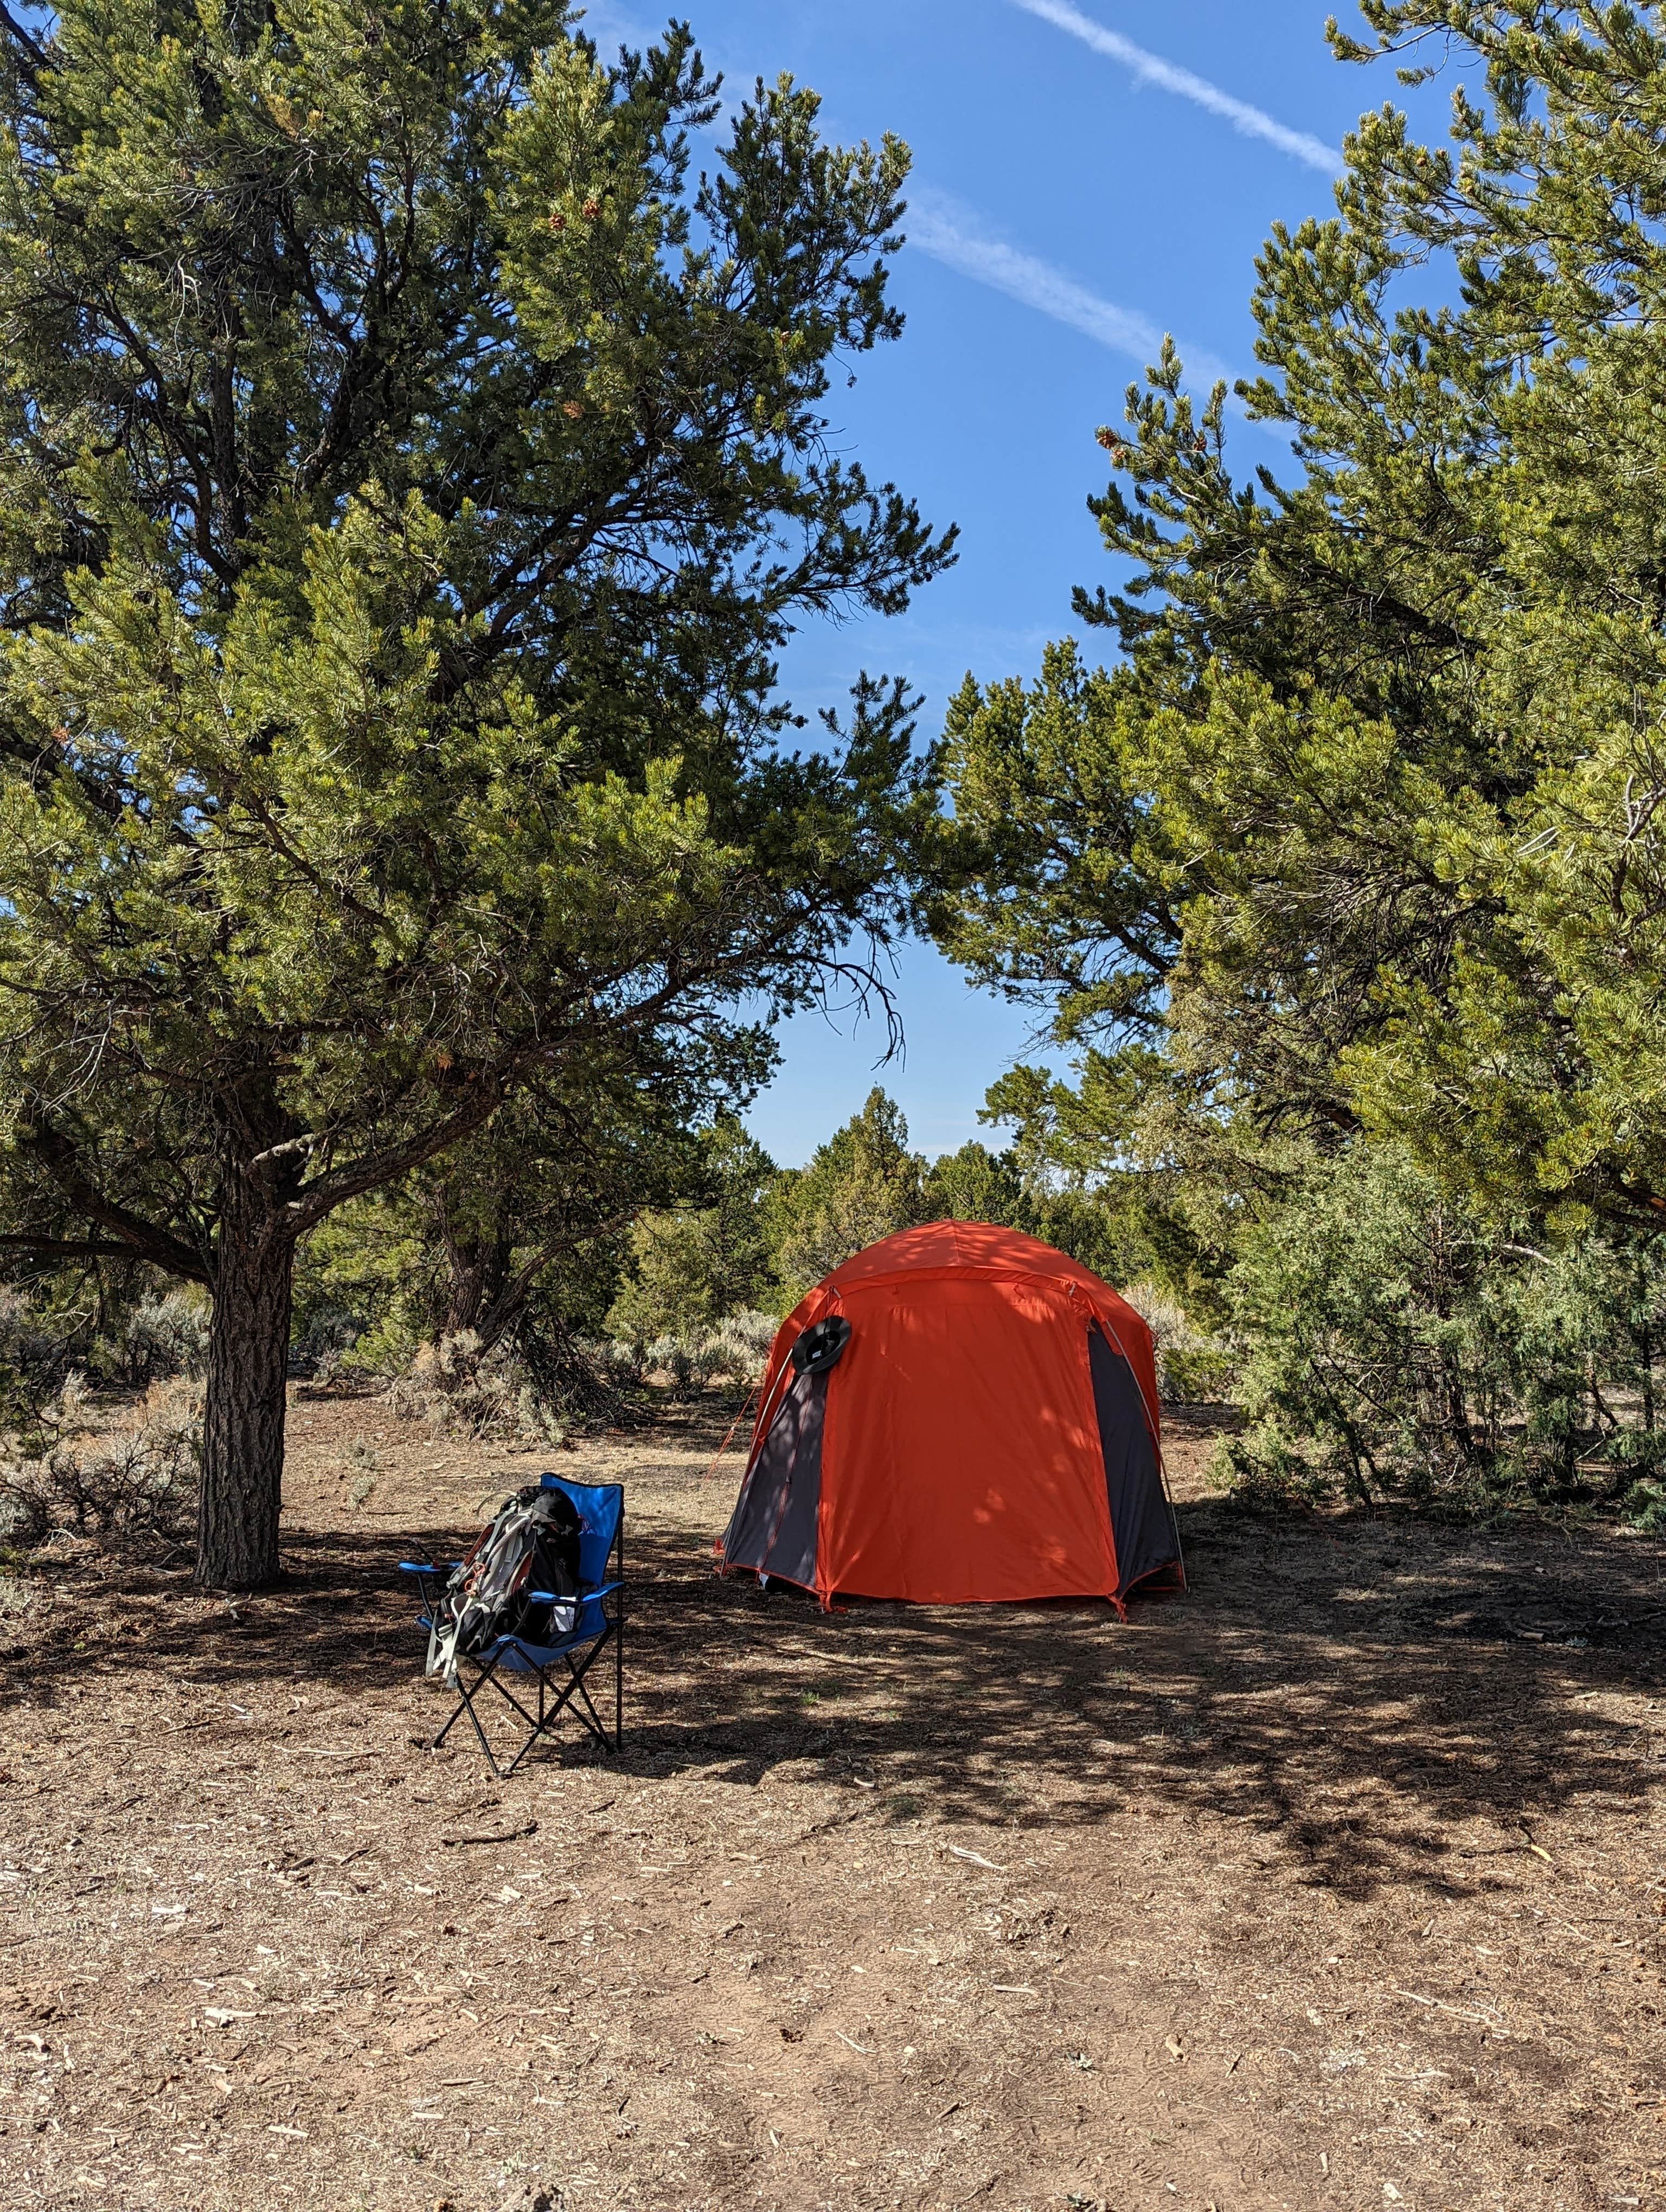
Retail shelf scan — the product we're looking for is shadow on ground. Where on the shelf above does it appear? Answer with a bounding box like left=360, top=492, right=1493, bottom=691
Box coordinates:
left=9, top=1480, right=1662, bottom=1908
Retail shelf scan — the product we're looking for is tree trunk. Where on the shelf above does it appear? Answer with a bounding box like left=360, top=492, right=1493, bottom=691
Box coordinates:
left=473, top=1248, right=533, bottom=1356
left=439, top=1217, right=515, bottom=1342
left=197, top=1173, right=294, bottom=1589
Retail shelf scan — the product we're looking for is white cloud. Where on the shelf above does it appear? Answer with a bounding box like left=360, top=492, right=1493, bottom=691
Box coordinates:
left=1010, top=0, right=1338, bottom=174
left=573, top=3, right=663, bottom=55
left=907, top=188, right=1236, bottom=393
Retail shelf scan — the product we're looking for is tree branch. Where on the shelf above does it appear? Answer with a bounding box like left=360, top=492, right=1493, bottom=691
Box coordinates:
left=283, top=1080, right=512, bottom=1240
left=0, top=3, right=47, bottom=85
left=0, top=1235, right=181, bottom=1266
left=19, top=1123, right=213, bottom=1284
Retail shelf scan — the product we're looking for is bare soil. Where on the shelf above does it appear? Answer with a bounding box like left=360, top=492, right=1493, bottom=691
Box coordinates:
left=2, top=1389, right=1663, bottom=2212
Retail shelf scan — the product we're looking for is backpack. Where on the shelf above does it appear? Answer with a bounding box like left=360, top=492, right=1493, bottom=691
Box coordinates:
left=430, top=1482, right=584, bottom=1681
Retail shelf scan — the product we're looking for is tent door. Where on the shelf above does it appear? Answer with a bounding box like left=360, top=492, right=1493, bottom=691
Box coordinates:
left=721, top=1364, right=828, bottom=1591
left=1086, top=1322, right=1181, bottom=1599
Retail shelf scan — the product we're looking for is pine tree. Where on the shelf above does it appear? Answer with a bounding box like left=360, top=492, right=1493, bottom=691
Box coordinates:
left=768, top=1087, right=928, bottom=1296
left=0, top=4, right=952, bottom=1584
left=934, top=2, right=1666, bottom=1503
left=943, top=2, right=1666, bottom=1230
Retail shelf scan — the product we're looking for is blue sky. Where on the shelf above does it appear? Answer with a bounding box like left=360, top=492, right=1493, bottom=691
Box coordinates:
left=588, top=1, right=1429, bottom=1166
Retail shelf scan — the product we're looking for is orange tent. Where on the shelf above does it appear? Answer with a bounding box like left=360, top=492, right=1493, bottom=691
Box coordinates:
left=718, top=1223, right=1183, bottom=1610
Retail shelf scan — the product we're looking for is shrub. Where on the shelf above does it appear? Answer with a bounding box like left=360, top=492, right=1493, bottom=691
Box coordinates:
left=1623, top=1478, right=1666, bottom=1535
left=1118, top=1282, right=1235, bottom=1403
left=0, top=1285, right=75, bottom=1431
left=290, top=1306, right=362, bottom=1381
left=1219, top=1146, right=1666, bottom=1512
left=387, top=1329, right=591, bottom=1445
left=709, top=1309, right=779, bottom=1381
left=642, top=1310, right=777, bottom=1399
left=94, top=1290, right=210, bottom=1387
left=0, top=1375, right=201, bottom=1557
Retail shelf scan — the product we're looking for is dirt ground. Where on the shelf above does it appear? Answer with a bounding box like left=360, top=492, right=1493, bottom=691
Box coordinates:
left=1, top=1388, right=1663, bottom=2212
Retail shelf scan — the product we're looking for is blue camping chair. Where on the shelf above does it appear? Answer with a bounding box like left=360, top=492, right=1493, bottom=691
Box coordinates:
left=399, top=1476, right=624, bottom=1776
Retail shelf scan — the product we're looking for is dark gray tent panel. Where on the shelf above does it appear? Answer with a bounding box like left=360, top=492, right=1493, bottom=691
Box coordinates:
left=1087, top=1322, right=1182, bottom=1599
left=720, top=1364, right=827, bottom=1590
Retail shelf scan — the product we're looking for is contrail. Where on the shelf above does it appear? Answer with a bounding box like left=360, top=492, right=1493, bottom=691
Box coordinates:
left=1010, top=0, right=1338, bottom=173
left=908, top=189, right=1236, bottom=393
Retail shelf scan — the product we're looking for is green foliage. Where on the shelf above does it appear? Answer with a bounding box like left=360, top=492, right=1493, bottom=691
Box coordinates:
left=978, top=1053, right=1238, bottom=1319
left=294, top=1191, right=428, bottom=1375
left=920, top=1139, right=1030, bottom=1230
left=931, top=5, right=1666, bottom=1508
left=0, top=0, right=953, bottom=1577
left=300, top=1075, right=704, bottom=1372
left=934, top=642, right=1176, bottom=1047
left=767, top=1086, right=929, bottom=1301
left=606, top=1117, right=777, bottom=1342
left=600, top=1090, right=1105, bottom=1347
left=1055, top=4, right=1666, bottom=1223
left=89, top=1290, right=211, bottom=1389
left=610, top=1207, right=737, bottom=1342
left=1221, top=1146, right=1666, bottom=1509
left=1624, top=1480, right=1666, bottom=1535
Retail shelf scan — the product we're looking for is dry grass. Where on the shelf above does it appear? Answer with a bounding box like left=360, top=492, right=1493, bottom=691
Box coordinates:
left=0, top=1387, right=1663, bottom=2212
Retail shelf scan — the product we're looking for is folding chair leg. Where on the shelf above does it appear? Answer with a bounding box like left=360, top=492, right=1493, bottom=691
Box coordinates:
left=501, top=1682, right=542, bottom=1778
left=496, top=1625, right=620, bottom=1763
left=566, top=1662, right=610, bottom=1750
left=432, top=1651, right=513, bottom=1778
left=426, top=1615, right=624, bottom=1773
left=434, top=1681, right=501, bottom=1776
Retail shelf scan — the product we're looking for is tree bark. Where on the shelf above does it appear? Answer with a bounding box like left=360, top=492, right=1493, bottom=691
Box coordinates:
left=197, top=1167, right=294, bottom=1589
left=441, top=1231, right=513, bottom=1340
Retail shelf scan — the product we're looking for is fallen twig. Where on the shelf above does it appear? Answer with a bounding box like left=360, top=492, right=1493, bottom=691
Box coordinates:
left=1389, top=1987, right=1503, bottom=2025
left=440, top=1821, right=539, bottom=1847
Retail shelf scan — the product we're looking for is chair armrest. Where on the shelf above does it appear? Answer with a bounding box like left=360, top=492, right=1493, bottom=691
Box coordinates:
left=399, top=1560, right=460, bottom=1575
left=529, top=1579, right=624, bottom=1604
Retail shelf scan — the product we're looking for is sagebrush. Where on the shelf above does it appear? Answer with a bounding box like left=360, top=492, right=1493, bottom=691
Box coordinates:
left=0, top=1376, right=202, bottom=1557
